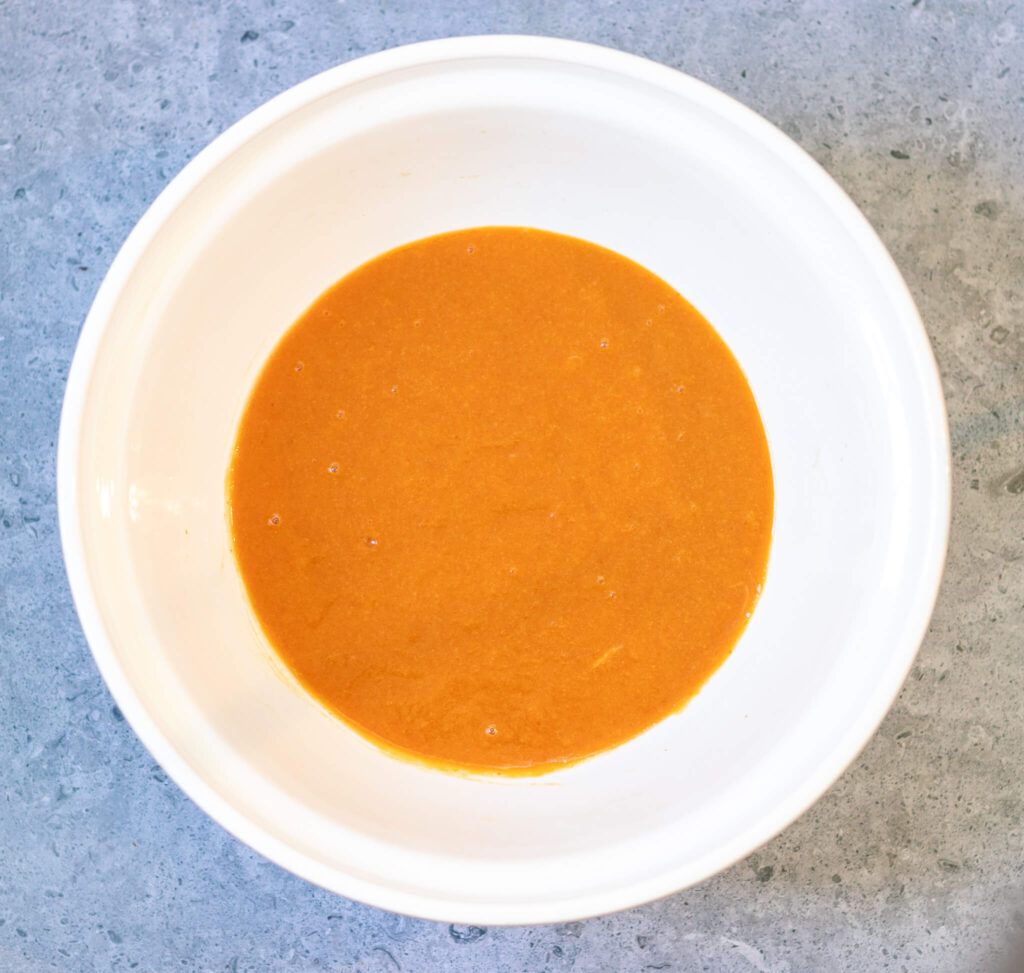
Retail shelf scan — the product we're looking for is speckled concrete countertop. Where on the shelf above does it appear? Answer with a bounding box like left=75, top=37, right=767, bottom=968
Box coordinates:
left=2, top=2, right=1022, bottom=970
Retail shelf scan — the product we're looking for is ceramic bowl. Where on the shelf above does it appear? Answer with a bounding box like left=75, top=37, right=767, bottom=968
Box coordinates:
left=58, top=36, right=950, bottom=924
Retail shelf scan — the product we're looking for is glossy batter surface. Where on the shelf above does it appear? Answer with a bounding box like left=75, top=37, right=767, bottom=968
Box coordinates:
left=229, top=227, right=773, bottom=773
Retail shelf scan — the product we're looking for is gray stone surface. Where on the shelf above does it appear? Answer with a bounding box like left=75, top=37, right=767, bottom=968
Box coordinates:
left=1, top=0, right=1022, bottom=969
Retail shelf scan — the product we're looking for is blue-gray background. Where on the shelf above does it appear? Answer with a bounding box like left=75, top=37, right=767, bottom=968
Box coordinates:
left=2, top=2, right=1022, bottom=970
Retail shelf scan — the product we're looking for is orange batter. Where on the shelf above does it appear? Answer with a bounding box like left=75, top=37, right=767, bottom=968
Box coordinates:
left=228, top=227, right=772, bottom=774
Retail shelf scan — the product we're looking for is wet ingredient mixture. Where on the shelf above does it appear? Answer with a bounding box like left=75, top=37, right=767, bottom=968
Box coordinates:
left=229, top=227, right=773, bottom=773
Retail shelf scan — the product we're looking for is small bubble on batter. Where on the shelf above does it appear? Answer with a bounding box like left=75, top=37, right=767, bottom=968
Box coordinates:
left=390, top=386, right=398, bottom=393
left=365, top=537, right=379, bottom=547
left=597, top=575, right=605, bottom=584
left=485, top=725, right=497, bottom=736
left=328, top=463, right=339, bottom=473
left=608, top=591, right=617, bottom=598
left=466, top=246, right=475, bottom=254
left=294, top=362, right=303, bottom=372
left=599, top=339, right=609, bottom=348
left=268, top=514, right=280, bottom=526
left=676, top=384, right=685, bottom=392
left=336, top=410, right=346, bottom=419
left=509, top=567, right=517, bottom=575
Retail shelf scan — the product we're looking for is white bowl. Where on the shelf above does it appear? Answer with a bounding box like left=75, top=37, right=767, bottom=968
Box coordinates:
left=58, top=36, right=950, bottom=924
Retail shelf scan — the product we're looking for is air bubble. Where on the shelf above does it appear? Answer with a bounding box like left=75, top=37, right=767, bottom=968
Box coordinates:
left=597, top=576, right=605, bottom=585
left=608, top=591, right=616, bottom=599
left=599, top=340, right=609, bottom=348
left=294, top=362, right=303, bottom=372
left=336, top=410, right=346, bottom=419
left=390, top=386, right=398, bottom=393
left=467, top=246, right=475, bottom=254
left=328, top=463, right=339, bottom=473
left=485, top=725, right=497, bottom=736
left=365, top=537, right=379, bottom=547
left=268, top=514, right=280, bottom=526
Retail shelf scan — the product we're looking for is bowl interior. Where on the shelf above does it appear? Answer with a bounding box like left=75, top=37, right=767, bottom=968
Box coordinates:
left=63, top=40, right=949, bottom=923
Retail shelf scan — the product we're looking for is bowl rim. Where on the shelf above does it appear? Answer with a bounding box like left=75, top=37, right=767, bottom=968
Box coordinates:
left=57, top=34, right=952, bottom=925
